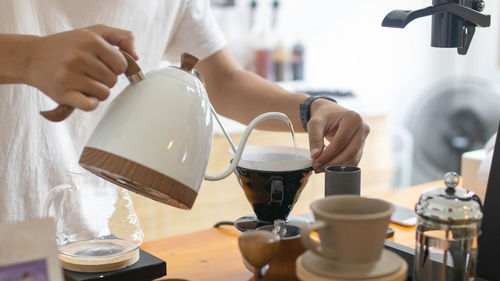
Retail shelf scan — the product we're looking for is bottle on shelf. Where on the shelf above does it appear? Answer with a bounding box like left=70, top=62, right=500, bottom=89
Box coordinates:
left=242, top=0, right=259, bottom=71
left=249, top=0, right=258, bottom=30
left=271, top=0, right=291, bottom=82
left=248, top=0, right=275, bottom=80
left=291, top=39, right=305, bottom=81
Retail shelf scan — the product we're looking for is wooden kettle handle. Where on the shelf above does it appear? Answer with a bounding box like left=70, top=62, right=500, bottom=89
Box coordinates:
left=39, top=51, right=141, bottom=122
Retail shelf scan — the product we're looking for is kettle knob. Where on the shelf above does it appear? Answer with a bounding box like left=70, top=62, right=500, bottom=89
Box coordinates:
left=180, top=53, right=199, bottom=72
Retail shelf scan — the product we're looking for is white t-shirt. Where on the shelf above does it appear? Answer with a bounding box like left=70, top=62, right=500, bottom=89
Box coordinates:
left=0, top=0, right=226, bottom=223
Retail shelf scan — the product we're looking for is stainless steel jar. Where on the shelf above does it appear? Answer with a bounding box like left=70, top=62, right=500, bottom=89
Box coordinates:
left=414, top=172, right=483, bottom=281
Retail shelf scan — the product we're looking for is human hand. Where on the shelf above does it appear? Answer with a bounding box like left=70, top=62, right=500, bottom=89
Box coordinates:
left=307, top=99, right=370, bottom=173
left=26, top=24, right=138, bottom=112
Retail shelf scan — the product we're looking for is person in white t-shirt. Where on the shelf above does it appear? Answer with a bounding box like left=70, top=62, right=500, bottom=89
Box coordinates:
left=0, top=0, right=369, bottom=223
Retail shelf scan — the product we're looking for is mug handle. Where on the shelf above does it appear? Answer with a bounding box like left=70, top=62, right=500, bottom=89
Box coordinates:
left=300, top=221, right=337, bottom=259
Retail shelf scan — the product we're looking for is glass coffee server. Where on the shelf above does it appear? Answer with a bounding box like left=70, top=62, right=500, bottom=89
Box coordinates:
left=43, top=169, right=143, bottom=272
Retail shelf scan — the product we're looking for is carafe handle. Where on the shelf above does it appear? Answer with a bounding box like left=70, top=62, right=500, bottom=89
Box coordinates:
left=39, top=51, right=143, bottom=122
left=42, top=184, right=73, bottom=219
left=204, top=112, right=291, bottom=181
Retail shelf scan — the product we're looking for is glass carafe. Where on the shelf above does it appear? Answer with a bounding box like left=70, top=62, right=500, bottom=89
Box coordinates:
left=414, top=172, right=483, bottom=281
left=43, top=169, right=143, bottom=270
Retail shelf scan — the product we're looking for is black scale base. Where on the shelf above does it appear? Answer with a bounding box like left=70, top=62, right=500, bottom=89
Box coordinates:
left=63, top=249, right=166, bottom=281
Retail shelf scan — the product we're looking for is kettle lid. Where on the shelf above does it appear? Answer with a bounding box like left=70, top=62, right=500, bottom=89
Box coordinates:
left=415, top=172, right=483, bottom=224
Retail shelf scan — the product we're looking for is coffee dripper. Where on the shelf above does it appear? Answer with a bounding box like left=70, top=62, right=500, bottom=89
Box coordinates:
left=414, top=172, right=483, bottom=280
left=232, top=145, right=313, bottom=232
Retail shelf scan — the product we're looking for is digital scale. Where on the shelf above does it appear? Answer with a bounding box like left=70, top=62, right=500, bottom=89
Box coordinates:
left=63, top=249, right=166, bottom=281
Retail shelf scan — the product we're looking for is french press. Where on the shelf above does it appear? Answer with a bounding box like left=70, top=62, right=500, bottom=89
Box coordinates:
left=414, top=172, right=483, bottom=280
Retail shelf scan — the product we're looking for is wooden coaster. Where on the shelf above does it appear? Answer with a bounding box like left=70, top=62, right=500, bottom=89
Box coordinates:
left=58, top=240, right=140, bottom=273
left=296, top=250, right=408, bottom=281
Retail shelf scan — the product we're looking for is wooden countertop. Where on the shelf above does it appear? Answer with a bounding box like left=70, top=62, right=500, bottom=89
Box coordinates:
left=141, top=181, right=441, bottom=281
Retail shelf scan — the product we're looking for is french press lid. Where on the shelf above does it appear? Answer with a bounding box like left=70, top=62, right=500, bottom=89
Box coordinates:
left=415, top=172, right=483, bottom=224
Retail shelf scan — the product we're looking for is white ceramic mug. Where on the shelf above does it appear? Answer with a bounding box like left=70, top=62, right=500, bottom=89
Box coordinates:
left=300, top=195, right=394, bottom=265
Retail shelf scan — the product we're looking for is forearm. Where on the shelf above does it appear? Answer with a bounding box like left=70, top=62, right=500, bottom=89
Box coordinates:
left=197, top=48, right=368, bottom=169
left=0, top=34, right=37, bottom=85
left=208, top=69, right=309, bottom=132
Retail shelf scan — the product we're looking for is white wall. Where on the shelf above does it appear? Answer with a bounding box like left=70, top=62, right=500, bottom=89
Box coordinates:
left=214, top=0, right=500, bottom=113
left=296, top=0, right=435, bottom=114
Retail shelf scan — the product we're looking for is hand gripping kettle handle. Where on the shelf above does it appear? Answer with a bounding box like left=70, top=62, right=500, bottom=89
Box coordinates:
left=39, top=51, right=144, bottom=122
left=204, top=112, right=291, bottom=181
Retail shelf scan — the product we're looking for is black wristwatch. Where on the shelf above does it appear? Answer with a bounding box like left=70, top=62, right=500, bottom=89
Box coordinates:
left=299, top=96, right=337, bottom=131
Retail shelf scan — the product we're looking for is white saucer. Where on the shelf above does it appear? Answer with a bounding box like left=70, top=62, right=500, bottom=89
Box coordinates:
left=299, top=249, right=404, bottom=279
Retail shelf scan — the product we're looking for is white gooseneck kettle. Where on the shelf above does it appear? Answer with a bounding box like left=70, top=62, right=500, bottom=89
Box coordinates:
left=40, top=52, right=292, bottom=210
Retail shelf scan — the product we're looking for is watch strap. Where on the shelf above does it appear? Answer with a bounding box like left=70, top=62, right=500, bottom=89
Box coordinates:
left=299, top=96, right=337, bottom=132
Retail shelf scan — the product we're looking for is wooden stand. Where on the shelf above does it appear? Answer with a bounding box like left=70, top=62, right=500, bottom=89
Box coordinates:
left=296, top=250, right=408, bottom=281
